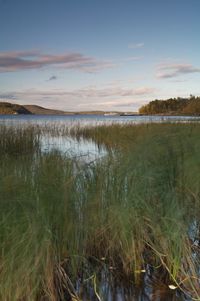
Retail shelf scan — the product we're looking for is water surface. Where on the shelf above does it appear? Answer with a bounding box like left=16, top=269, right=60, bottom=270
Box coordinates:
left=0, top=114, right=200, bottom=126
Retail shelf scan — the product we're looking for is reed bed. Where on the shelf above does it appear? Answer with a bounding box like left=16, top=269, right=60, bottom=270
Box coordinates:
left=0, top=122, right=199, bottom=301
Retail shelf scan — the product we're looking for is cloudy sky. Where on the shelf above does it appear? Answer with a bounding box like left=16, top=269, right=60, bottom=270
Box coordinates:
left=0, top=0, right=200, bottom=111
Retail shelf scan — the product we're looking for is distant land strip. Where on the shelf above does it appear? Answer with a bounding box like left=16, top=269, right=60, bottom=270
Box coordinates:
left=0, top=102, right=122, bottom=116
left=1, top=96, right=200, bottom=115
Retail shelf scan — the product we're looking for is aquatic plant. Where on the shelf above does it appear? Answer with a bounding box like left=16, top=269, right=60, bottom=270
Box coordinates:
left=0, top=122, right=200, bottom=300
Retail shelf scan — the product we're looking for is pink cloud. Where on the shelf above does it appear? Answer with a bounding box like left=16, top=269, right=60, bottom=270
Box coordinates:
left=157, top=63, right=200, bottom=79
left=0, top=50, right=114, bottom=73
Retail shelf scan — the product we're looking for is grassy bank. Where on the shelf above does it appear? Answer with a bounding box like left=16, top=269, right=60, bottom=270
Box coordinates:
left=0, top=123, right=200, bottom=300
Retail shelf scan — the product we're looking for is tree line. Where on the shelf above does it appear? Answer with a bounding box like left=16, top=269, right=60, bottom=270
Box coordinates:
left=139, top=95, right=200, bottom=115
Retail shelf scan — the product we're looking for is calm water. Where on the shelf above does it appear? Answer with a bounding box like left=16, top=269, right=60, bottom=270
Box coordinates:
left=41, top=134, right=107, bottom=162
left=1, top=114, right=199, bottom=160
left=1, top=114, right=200, bottom=160
left=76, top=266, right=190, bottom=301
left=0, top=114, right=200, bottom=125
left=1, top=114, right=199, bottom=161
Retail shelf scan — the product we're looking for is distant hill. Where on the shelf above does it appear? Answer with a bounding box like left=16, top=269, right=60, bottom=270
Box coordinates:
left=24, top=107, right=112, bottom=115
left=23, top=105, right=70, bottom=115
left=139, top=96, right=200, bottom=115
left=0, top=102, right=123, bottom=115
left=0, top=102, right=72, bottom=115
left=0, top=102, right=31, bottom=115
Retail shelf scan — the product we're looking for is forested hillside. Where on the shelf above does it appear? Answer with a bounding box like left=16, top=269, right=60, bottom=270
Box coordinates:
left=139, top=96, right=200, bottom=115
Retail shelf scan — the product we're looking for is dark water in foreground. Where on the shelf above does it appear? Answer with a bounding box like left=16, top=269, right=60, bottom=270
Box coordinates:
left=76, top=268, right=190, bottom=301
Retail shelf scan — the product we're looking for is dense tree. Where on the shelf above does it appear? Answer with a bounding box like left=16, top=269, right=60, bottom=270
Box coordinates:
left=139, top=96, right=200, bottom=115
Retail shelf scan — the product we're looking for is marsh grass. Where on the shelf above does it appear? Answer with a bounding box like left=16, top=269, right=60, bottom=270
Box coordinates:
left=0, top=122, right=200, bottom=300
left=69, top=123, right=200, bottom=298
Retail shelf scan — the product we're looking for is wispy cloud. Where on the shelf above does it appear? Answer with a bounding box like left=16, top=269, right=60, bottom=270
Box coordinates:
left=128, top=43, right=144, bottom=49
left=122, top=56, right=143, bottom=62
left=48, top=75, right=57, bottom=81
left=0, top=86, right=156, bottom=110
left=0, top=50, right=114, bottom=73
left=78, top=98, right=152, bottom=111
left=157, top=63, right=200, bottom=79
left=3, top=86, right=155, bottom=99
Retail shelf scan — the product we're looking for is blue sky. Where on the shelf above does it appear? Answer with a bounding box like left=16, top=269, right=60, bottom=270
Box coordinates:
left=0, top=0, right=200, bottom=111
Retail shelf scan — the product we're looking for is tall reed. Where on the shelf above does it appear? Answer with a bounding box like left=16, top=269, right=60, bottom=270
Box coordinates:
left=0, top=123, right=199, bottom=300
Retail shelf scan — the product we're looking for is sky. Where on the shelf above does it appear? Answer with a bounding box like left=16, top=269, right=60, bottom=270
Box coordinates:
left=0, top=0, right=200, bottom=112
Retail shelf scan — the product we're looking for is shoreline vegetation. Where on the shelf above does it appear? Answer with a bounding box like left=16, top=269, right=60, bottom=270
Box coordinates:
left=139, top=95, right=200, bottom=116
left=0, top=122, right=200, bottom=300
left=1, top=96, right=200, bottom=116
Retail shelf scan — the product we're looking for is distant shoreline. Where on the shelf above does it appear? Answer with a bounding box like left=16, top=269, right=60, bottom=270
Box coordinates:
left=1, top=101, right=200, bottom=117
left=0, top=101, right=138, bottom=116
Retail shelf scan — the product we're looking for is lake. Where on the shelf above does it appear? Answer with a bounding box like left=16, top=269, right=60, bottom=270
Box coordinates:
left=1, top=114, right=199, bottom=160
left=0, top=114, right=200, bottom=125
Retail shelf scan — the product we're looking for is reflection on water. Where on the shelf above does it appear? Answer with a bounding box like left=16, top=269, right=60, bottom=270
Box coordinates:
left=1, top=114, right=199, bottom=161
left=41, top=135, right=107, bottom=162
left=76, top=266, right=191, bottom=301
left=0, top=113, right=200, bottom=126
